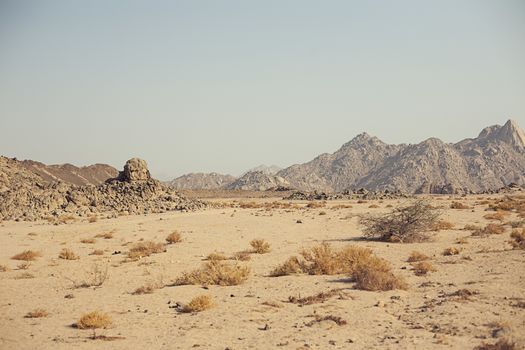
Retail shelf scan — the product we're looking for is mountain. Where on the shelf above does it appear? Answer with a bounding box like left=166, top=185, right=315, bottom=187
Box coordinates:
left=243, top=164, right=282, bottom=176
left=167, top=172, right=236, bottom=190
left=277, top=119, right=525, bottom=194
left=19, top=159, right=117, bottom=186
left=225, top=171, right=291, bottom=191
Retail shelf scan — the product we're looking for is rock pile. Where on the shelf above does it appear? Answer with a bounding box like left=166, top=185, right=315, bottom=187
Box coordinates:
left=0, top=157, right=206, bottom=221
left=284, top=188, right=410, bottom=201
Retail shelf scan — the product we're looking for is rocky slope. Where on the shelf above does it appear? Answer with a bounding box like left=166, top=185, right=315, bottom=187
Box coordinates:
left=0, top=157, right=205, bottom=221
left=20, top=159, right=117, bottom=185
left=225, top=171, right=291, bottom=191
left=167, top=173, right=236, bottom=190
left=277, top=119, right=525, bottom=194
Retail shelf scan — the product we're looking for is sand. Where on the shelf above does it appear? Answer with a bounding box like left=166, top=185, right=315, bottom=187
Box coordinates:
left=0, top=196, right=524, bottom=349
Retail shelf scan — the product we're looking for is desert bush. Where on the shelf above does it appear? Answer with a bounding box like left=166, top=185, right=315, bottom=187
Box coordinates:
left=443, top=247, right=461, bottom=256
left=88, top=215, right=98, bottom=223
left=270, top=256, right=304, bottom=276
left=132, top=283, right=157, bottom=295
left=473, top=338, right=517, bottom=350
left=360, top=200, right=440, bottom=242
left=89, top=249, right=104, bottom=256
left=71, top=264, right=109, bottom=288
left=76, top=311, right=113, bottom=336
left=472, top=224, right=505, bottom=236
left=127, top=241, right=166, bottom=260
left=11, top=250, right=41, bottom=261
left=407, top=251, right=429, bottom=262
left=181, top=295, right=214, bottom=313
left=232, top=251, right=251, bottom=261
left=25, top=309, right=49, bottom=318
left=288, top=288, right=346, bottom=306
left=95, top=232, right=113, bottom=239
left=368, top=204, right=380, bottom=209
left=411, top=261, right=436, bottom=276
left=432, top=220, right=454, bottom=231
left=250, top=239, right=271, bottom=254
left=450, top=202, right=471, bottom=209
left=80, top=238, right=96, bottom=244
left=300, top=243, right=373, bottom=275
left=59, top=248, right=79, bottom=260
left=306, top=201, right=325, bottom=209
left=205, top=252, right=228, bottom=261
left=319, top=211, right=327, bottom=215
left=510, top=229, right=525, bottom=250
left=166, top=231, right=182, bottom=244
left=174, top=260, right=250, bottom=286
left=353, top=256, right=407, bottom=291
left=463, top=224, right=481, bottom=231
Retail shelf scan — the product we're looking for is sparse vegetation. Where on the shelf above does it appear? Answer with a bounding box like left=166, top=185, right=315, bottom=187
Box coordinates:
left=165, top=231, right=182, bottom=244
left=132, top=283, right=157, bottom=295
left=270, top=256, right=304, bottom=277
left=75, top=311, right=113, bottom=338
left=250, top=239, right=271, bottom=254
left=205, top=252, right=228, bottom=261
left=473, top=338, right=517, bottom=350
left=59, top=248, right=79, bottom=260
left=432, top=220, right=454, bottom=231
left=90, top=249, right=104, bottom=256
left=25, top=309, right=49, bottom=318
left=353, top=256, right=407, bottom=291
left=0, top=265, right=8, bottom=272
left=127, top=241, right=166, bottom=260
left=180, top=295, right=215, bottom=313
left=95, top=232, right=113, bottom=239
left=88, top=215, right=98, bottom=223
left=510, top=228, right=525, bottom=250
left=450, top=202, right=471, bottom=209
left=11, top=250, right=41, bottom=261
left=174, top=260, right=250, bottom=286
left=483, top=212, right=508, bottom=221
left=305, top=314, right=347, bottom=327
left=473, top=223, right=505, bottom=236
left=443, top=247, right=461, bottom=256
left=288, top=288, right=348, bottom=306
left=360, top=200, right=440, bottom=242
left=232, top=251, right=251, bottom=261
left=463, top=224, right=481, bottom=231
left=81, top=238, right=96, bottom=244
left=69, top=264, right=109, bottom=288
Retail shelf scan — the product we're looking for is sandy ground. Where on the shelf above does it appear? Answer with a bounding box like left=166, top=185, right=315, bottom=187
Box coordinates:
left=0, top=196, right=524, bottom=350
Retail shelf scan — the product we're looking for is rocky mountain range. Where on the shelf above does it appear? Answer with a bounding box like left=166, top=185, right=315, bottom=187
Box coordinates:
left=225, top=171, right=290, bottom=191
left=278, top=119, right=525, bottom=194
left=167, top=172, right=236, bottom=190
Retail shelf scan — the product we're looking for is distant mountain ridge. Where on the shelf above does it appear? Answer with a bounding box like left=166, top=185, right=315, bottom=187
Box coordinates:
left=167, top=172, right=236, bottom=190
left=277, top=119, right=525, bottom=194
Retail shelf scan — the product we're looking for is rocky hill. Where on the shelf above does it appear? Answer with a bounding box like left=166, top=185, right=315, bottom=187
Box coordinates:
left=0, top=157, right=205, bottom=221
left=20, top=159, right=118, bottom=186
left=277, top=119, right=525, bottom=194
left=243, top=164, right=282, bottom=175
left=225, top=171, right=291, bottom=191
left=167, top=172, right=236, bottom=190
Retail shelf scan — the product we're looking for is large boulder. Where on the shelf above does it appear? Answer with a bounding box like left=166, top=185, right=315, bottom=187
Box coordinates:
left=117, top=158, right=151, bottom=182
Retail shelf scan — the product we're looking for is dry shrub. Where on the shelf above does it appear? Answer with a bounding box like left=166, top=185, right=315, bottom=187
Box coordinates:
left=306, top=201, right=325, bottom=209
left=0, top=265, right=9, bottom=272
left=407, top=251, right=429, bottom=262
left=305, top=314, right=347, bottom=327
left=288, top=288, right=347, bottom=306
left=443, top=247, right=461, bottom=256
left=353, top=256, right=407, bottom=291
left=250, top=239, right=271, bottom=254
left=90, top=249, right=104, bottom=256
left=450, top=202, right=471, bottom=209
left=95, top=232, right=113, bottom=239
left=473, top=338, right=517, bottom=350
left=14, top=272, right=35, bottom=279
left=127, top=241, right=166, bottom=260
left=412, top=261, right=436, bottom=276
left=473, top=224, right=505, bottom=236
left=360, top=200, right=440, bottom=242
left=510, top=229, right=525, bottom=250
left=319, top=211, right=327, bottom=215
left=300, top=244, right=373, bottom=275
left=72, top=264, right=109, bottom=288
left=357, top=200, right=368, bottom=204
left=59, top=248, right=79, bottom=260
left=484, top=212, right=509, bottom=222
left=385, top=204, right=393, bottom=208
left=463, top=224, right=481, bottom=231
left=76, top=311, right=112, bottom=330
left=174, top=260, right=250, bottom=286
left=181, top=295, right=214, bottom=313
left=17, top=262, right=31, bottom=270
left=368, top=204, right=380, bottom=209
left=165, top=231, right=182, bottom=244
left=88, top=215, right=98, bottom=223
left=132, top=283, right=157, bottom=295
left=81, top=238, right=96, bottom=244
left=25, top=309, right=49, bottom=318
left=205, top=252, right=228, bottom=261
left=57, top=215, right=77, bottom=224
left=11, top=250, right=41, bottom=261
left=432, top=220, right=455, bottom=231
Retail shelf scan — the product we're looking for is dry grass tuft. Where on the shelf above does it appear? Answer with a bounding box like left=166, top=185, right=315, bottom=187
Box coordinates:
left=132, top=283, right=157, bottom=295
left=11, top=250, right=41, bottom=261
left=360, top=200, right=440, bottom=242
left=473, top=338, right=517, bottom=350
left=165, top=231, right=182, bottom=244
left=510, top=229, right=525, bottom=250
left=88, top=215, right=98, bottom=223
left=232, top=251, right=251, bottom=261
left=205, top=252, right=228, bottom=261
left=95, top=232, right=113, bottom=239
left=483, top=212, right=509, bottom=222
left=407, top=251, right=430, bottom=262
left=368, top=204, right=380, bottom=209
left=127, top=241, right=166, bottom=260
left=300, top=244, right=373, bottom=275
left=174, top=260, right=250, bottom=286
left=353, top=256, right=407, bottom=291
left=250, top=239, right=271, bottom=254
left=59, top=248, right=79, bottom=260
left=463, top=224, right=481, bottom=231
left=25, top=309, right=49, bottom=318
left=432, top=220, right=455, bottom=231
left=306, top=201, right=325, bottom=209
left=70, top=264, right=109, bottom=288
left=76, top=311, right=113, bottom=330
left=411, top=261, right=436, bottom=276
left=270, top=256, right=304, bottom=277
left=443, top=247, right=461, bottom=256
left=180, top=295, right=215, bottom=313
left=90, top=249, right=104, bottom=256
left=81, top=238, right=96, bottom=244
left=305, top=314, right=347, bottom=327
left=473, top=224, right=505, bottom=236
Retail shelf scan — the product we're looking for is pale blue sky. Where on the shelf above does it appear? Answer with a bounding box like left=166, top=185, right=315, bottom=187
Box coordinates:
left=1, top=0, right=524, bottom=179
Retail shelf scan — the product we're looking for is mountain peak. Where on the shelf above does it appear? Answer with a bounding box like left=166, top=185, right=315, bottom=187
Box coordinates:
left=478, top=119, right=525, bottom=149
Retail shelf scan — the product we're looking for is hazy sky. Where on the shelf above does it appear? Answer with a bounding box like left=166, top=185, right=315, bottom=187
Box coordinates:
left=1, top=1, right=524, bottom=179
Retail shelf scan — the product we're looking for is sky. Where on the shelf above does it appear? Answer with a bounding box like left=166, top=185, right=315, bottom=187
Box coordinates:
left=0, top=0, right=524, bottom=179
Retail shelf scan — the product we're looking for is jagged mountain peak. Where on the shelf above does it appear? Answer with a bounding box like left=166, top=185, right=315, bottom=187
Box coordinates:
left=477, top=119, right=525, bottom=149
